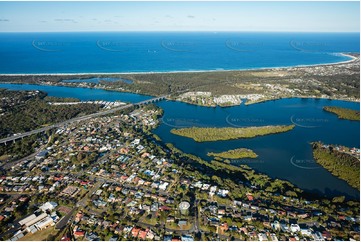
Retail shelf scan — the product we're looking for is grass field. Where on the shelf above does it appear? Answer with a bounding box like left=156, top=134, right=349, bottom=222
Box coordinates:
left=19, top=226, right=57, bottom=241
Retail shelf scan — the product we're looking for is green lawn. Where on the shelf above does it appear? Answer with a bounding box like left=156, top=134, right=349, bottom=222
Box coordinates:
left=19, top=227, right=57, bottom=241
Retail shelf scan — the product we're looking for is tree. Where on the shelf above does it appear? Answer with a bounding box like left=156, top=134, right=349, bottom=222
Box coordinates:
left=46, top=234, right=56, bottom=241
left=285, top=191, right=298, bottom=198
left=332, top=196, right=345, bottom=204
left=211, top=175, right=222, bottom=185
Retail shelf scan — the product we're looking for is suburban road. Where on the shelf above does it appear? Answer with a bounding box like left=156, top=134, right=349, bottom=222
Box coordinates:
left=55, top=180, right=104, bottom=230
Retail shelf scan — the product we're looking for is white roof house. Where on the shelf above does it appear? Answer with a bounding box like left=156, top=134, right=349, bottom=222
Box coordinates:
left=290, top=224, right=301, bottom=233
left=159, top=182, right=169, bottom=190
left=39, top=201, right=58, bottom=212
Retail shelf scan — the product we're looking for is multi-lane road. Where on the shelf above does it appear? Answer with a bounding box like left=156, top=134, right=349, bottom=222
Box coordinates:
left=0, top=96, right=167, bottom=145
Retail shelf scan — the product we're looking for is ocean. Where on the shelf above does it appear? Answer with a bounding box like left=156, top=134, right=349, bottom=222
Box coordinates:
left=0, top=32, right=359, bottom=74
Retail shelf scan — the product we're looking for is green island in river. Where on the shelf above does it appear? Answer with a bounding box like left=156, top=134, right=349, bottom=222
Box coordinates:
left=312, top=142, right=360, bottom=190
left=170, top=125, right=295, bottom=142
left=208, top=148, right=258, bottom=159
left=323, top=106, right=360, bottom=121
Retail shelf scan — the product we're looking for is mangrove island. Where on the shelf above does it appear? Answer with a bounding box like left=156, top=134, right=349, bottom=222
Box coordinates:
left=207, top=148, right=258, bottom=159
left=170, top=125, right=295, bottom=142
left=323, top=106, right=360, bottom=121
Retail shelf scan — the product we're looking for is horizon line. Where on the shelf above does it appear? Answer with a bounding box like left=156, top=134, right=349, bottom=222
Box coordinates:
left=0, top=30, right=360, bottom=34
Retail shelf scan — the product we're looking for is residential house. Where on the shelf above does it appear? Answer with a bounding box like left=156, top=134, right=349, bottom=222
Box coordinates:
left=178, top=220, right=188, bottom=229
left=138, top=229, right=148, bottom=240
left=131, top=227, right=140, bottom=238
left=166, top=216, right=175, bottom=223
left=290, top=224, right=301, bottom=233
left=74, top=230, right=85, bottom=238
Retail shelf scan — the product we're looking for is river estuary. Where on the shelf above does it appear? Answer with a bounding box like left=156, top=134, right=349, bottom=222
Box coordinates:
left=0, top=83, right=359, bottom=199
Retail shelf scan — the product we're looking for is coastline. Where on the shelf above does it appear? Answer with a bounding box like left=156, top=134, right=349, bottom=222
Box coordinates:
left=0, top=52, right=357, bottom=76
left=0, top=52, right=359, bottom=107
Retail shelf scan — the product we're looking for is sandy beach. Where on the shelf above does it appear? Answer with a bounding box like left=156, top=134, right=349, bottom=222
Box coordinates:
left=0, top=52, right=358, bottom=77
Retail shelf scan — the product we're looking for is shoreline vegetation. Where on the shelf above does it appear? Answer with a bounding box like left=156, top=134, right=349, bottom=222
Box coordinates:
left=207, top=148, right=258, bottom=159
left=0, top=52, right=359, bottom=108
left=164, top=143, right=304, bottom=199
left=170, top=125, right=295, bottom=142
left=311, top=142, right=360, bottom=190
left=323, top=106, right=360, bottom=121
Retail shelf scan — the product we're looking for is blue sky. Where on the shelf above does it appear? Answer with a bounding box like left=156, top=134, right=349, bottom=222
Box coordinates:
left=0, top=1, right=359, bottom=32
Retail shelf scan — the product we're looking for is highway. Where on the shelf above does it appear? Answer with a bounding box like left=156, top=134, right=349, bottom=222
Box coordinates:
left=0, top=96, right=167, bottom=145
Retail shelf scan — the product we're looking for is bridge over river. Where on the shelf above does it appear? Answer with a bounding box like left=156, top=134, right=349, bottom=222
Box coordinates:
left=0, top=95, right=167, bottom=145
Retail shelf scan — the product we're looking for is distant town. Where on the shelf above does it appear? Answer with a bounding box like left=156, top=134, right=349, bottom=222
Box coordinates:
left=0, top=53, right=359, bottom=108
